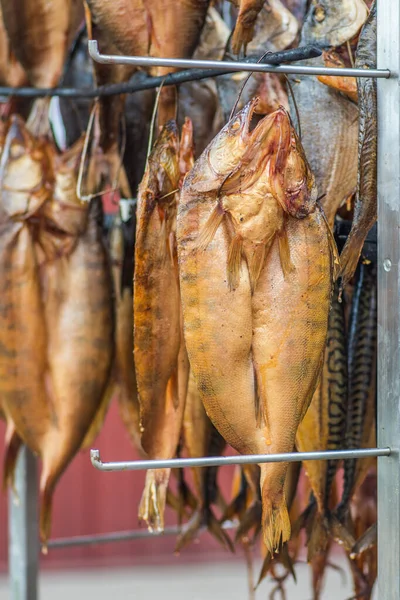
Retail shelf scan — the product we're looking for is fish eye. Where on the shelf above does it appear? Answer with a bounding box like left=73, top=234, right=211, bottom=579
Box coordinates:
left=313, top=4, right=325, bottom=23
left=230, top=119, right=241, bottom=132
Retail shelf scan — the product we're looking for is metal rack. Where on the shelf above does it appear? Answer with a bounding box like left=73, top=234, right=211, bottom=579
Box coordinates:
left=6, top=1, right=400, bottom=597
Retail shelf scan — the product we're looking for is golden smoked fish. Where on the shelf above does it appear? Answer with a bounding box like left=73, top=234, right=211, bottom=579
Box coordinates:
left=35, top=143, right=114, bottom=543
left=0, top=4, right=25, bottom=88
left=85, top=0, right=209, bottom=125
left=134, top=119, right=192, bottom=531
left=177, top=101, right=335, bottom=553
left=0, top=117, right=52, bottom=497
left=339, top=3, right=377, bottom=288
left=296, top=281, right=348, bottom=560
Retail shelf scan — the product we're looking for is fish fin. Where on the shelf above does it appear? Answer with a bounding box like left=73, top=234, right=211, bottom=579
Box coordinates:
left=278, top=227, right=295, bottom=278
left=207, top=509, right=235, bottom=553
left=228, top=234, right=243, bottom=290
left=39, top=476, right=56, bottom=545
left=261, top=492, right=291, bottom=555
left=235, top=501, right=262, bottom=542
left=318, top=205, right=341, bottom=283
left=255, top=551, right=273, bottom=589
left=306, top=511, right=330, bottom=562
left=195, top=203, right=224, bottom=251
left=174, top=509, right=203, bottom=553
left=138, top=468, right=171, bottom=532
left=350, top=522, right=377, bottom=559
left=221, top=488, right=248, bottom=523
left=280, top=543, right=297, bottom=582
left=330, top=513, right=356, bottom=553
left=80, top=379, right=116, bottom=450
left=2, top=425, right=23, bottom=495
left=291, top=500, right=315, bottom=538
left=248, top=243, right=267, bottom=292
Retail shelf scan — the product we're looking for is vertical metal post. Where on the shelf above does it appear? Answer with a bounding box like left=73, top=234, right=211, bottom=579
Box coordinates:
left=9, top=447, right=39, bottom=600
left=377, top=0, right=400, bottom=597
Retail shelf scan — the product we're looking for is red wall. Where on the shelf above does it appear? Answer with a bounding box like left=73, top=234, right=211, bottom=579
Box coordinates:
left=0, top=400, right=239, bottom=573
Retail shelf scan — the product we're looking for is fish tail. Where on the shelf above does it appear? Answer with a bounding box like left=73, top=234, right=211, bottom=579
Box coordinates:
left=306, top=510, right=330, bottom=562
left=2, top=425, right=23, bottom=494
left=329, top=512, right=356, bottom=553
left=195, top=203, right=224, bottom=251
left=228, top=234, right=243, bottom=290
left=260, top=481, right=291, bottom=555
left=80, top=379, right=116, bottom=450
left=138, top=468, right=171, bottom=532
left=255, top=551, right=273, bottom=589
left=39, top=475, right=56, bottom=547
left=207, top=510, right=235, bottom=552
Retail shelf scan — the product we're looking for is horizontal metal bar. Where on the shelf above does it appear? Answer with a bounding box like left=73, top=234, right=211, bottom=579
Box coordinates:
left=0, top=44, right=322, bottom=99
left=90, top=447, right=391, bottom=472
left=88, top=40, right=390, bottom=79
left=47, top=520, right=237, bottom=549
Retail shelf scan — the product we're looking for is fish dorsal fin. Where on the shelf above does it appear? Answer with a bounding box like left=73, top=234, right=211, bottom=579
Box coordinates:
left=318, top=204, right=340, bottom=282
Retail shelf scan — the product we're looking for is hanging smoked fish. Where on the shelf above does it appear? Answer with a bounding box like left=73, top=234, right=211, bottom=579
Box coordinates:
left=0, top=0, right=84, bottom=134
left=339, top=2, right=377, bottom=287
left=177, top=99, right=336, bottom=553
left=134, top=118, right=193, bottom=532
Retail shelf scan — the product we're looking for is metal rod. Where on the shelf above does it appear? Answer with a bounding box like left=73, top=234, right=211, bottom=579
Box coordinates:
left=9, top=447, right=38, bottom=600
left=377, top=0, right=400, bottom=597
left=0, top=45, right=322, bottom=99
left=90, top=447, right=391, bottom=472
left=47, top=521, right=237, bottom=549
left=88, top=39, right=390, bottom=79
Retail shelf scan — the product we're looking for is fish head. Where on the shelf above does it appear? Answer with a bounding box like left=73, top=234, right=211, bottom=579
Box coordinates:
left=0, top=115, right=52, bottom=220
left=301, top=0, right=368, bottom=47
left=267, top=107, right=317, bottom=218
left=205, top=97, right=261, bottom=179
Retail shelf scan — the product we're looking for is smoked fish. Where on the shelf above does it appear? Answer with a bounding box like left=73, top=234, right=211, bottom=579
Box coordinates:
left=177, top=100, right=335, bottom=553
left=339, top=3, right=377, bottom=288
left=0, top=117, right=52, bottom=496
left=288, top=0, right=367, bottom=227
left=0, top=0, right=84, bottom=134
left=84, top=0, right=209, bottom=125
left=337, top=262, right=377, bottom=528
left=134, top=119, right=191, bottom=531
left=296, top=281, right=348, bottom=560
left=35, top=140, right=114, bottom=542
left=0, top=3, right=25, bottom=88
